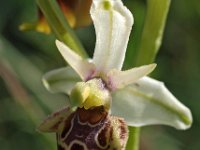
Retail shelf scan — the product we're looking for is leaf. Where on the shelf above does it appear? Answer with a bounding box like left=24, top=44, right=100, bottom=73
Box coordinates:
left=0, top=36, right=65, bottom=112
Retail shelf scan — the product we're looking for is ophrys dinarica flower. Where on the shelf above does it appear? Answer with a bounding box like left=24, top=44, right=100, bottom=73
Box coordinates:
left=38, top=0, right=192, bottom=149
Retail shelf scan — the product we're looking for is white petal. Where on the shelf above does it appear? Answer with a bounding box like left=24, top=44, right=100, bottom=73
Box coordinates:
left=56, top=40, right=96, bottom=80
left=107, top=64, right=156, bottom=90
left=42, top=67, right=81, bottom=95
left=91, top=0, right=134, bottom=72
left=111, top=77, right=192, bottom=130
left=37, top=107, right=73, bottom=132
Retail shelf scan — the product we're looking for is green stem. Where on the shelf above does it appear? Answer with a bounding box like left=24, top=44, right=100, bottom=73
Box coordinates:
left=126, top=0, right=171, bottom=149
left=126, top=127, right=140, bottom=150
left=136, top=0, right=171, bottom=65
left=36, top=0, right=88, bottom=58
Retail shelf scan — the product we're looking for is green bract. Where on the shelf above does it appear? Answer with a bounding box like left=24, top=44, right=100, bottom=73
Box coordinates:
left=42, top=0, right=192, bottom=130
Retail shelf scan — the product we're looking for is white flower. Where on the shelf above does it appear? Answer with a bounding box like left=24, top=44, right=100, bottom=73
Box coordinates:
left=41, top=0, right=192, bottom=130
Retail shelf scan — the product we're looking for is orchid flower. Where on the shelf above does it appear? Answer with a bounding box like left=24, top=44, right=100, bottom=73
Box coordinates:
left=38, top=0, right=192, bottom=149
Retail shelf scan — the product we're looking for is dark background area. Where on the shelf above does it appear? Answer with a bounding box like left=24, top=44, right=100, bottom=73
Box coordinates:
left=0, top=0, right=199, bottom=149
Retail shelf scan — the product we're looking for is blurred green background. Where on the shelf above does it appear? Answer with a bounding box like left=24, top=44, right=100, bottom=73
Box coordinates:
left=0, top=0, right=199, bottom=150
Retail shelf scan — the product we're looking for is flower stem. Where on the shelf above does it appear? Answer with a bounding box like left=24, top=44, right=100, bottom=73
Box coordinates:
left=126, top=0, right=171, bottom=149
left=136, top=0, right=171, bottom=65
left=36, top=0, right=88, bottom=58
left=126, top=127, right=140, bottom=150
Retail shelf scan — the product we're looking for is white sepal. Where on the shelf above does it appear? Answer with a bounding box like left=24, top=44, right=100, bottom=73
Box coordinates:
left=107, top=64, right=156, bottom=90
left=91, top=0, right=134, bottom=72
left=111, top=76, right=192, bottom=130
left=42, top=67, right=81, bottom=95
left=56, top=40, right=96, bottom=81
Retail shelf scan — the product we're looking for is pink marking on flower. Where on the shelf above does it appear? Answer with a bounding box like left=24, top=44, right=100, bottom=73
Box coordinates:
left=106, top=76, right=117, bottom=91
left=85, top=69, right=97, bottom=81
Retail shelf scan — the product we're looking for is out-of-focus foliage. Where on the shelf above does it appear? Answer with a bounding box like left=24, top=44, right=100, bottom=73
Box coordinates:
left=0, top=0, right=199, bottom=150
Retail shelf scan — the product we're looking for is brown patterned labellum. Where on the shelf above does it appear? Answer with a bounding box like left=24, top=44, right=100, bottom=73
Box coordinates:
left=38, top=106, right=128, bottom=150
left=57, top=106, right=128, bottom=150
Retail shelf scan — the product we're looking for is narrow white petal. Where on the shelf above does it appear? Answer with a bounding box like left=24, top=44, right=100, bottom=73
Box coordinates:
left=37, top=107, right=73, bottom=132
left=91, top=0, right=134, bottom=72
left=42, top=67, right=81, bottom=95
left=107, top=64, right=156, bottom=90
left=56, top=40, right=96, bottom=80
left=111, top=77, right=192, bottom=130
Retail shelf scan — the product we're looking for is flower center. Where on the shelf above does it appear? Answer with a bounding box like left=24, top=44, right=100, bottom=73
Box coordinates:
left=70, top=78, right=111, bottom=111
